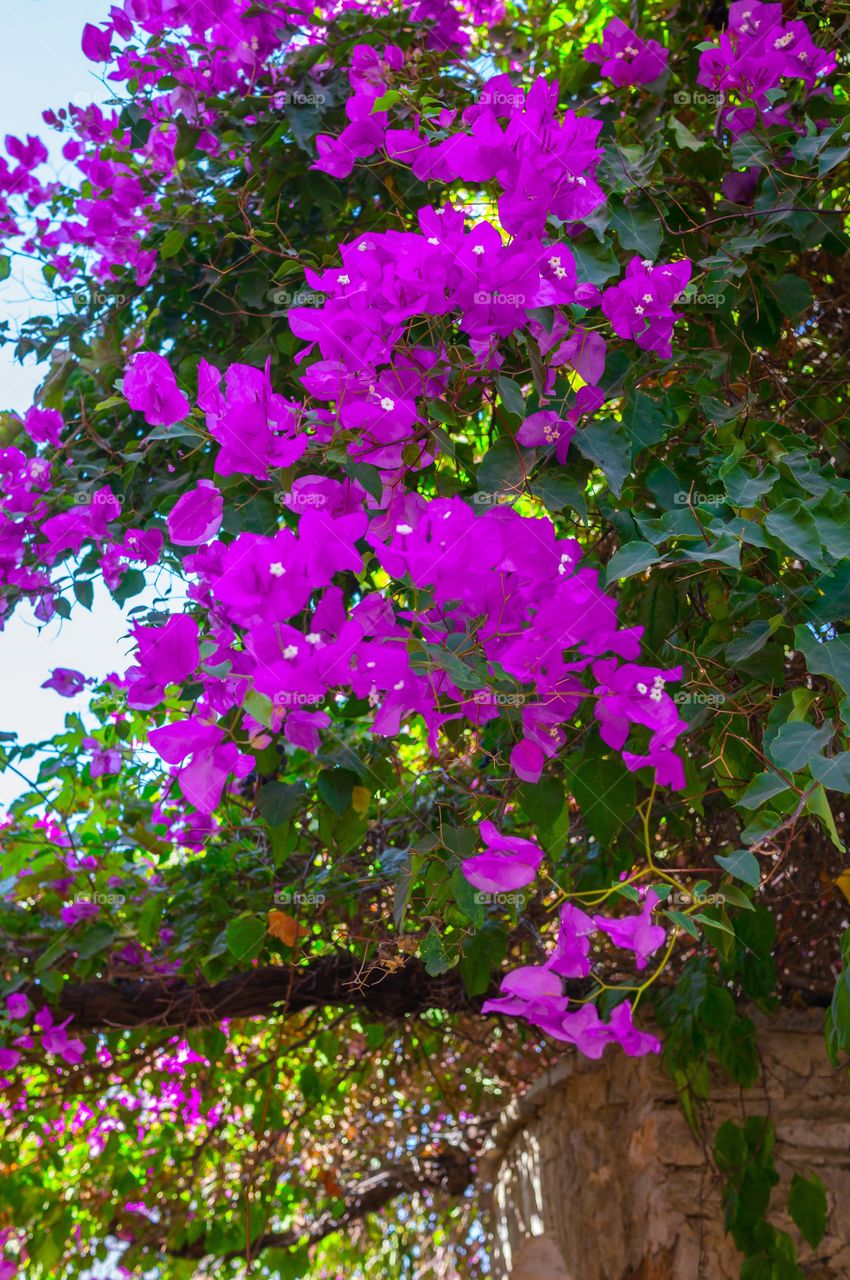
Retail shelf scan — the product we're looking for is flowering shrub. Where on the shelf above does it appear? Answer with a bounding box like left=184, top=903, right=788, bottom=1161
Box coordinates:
left=0, top=0, right=847, bottom=1275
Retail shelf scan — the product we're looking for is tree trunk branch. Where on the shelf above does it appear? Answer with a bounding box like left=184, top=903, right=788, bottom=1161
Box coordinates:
left=43, top=953, right=482, bottom=1031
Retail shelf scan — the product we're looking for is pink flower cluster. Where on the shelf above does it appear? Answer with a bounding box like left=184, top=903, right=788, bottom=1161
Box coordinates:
left=117, top=457, right=685, bottom=809
left=698, top=0, right=835, bottom=136
left=0, top=993, right=85, bottom=1072
left=0, top=0, right=478, bottom=285
left=481, top=888, right=666, bottom=1057
left=584, top=18, right=668, bottom=88
left=289, top=201, right=622, bottom=469
left=384, top=75, right=606, bottom=239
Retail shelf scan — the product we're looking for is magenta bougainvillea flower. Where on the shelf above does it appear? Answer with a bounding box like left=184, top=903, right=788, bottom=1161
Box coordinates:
left=601, top=257, right=691, bottom=358
left=584, top=18, right=668, bottom=87
left=123, top=352, right=191, bottom=426
left=461, top=820, right=544, bottom=893
left=81, top=21, right=112, bottom=61
left=148, top=718, right=254, bottom=813
left=167, top=481, right=224, bottom=546
left=83, top=737, right=122, bottom=777
left=34, top=1008, right=85, bottom=1065
left=23, top=406, right=63, bottom=447
left=41, top=668, right=88, bottom=697
left=547, top=903, right=595, bottom=978
left=125, top=615, right=199, bottom=708
left=60, top=900, right=100, bottom=927
left=698, top=2, right=835, bottom=113
left=483, top=965, right=661, bottom=1058
left=595, top=890, right=666, bottom=970
left=5, top=994, right=28, bottom=1020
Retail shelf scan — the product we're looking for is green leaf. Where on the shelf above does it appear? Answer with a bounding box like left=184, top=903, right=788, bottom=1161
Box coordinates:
left=769, top=720, right=832, bottom=772
left=770, top=274, right=813, bottom=317
left=621, top=392, right=668, bottom=454
left=810, top=752, right=850, bottom=793
left=345, top=461, right=383, bottom=501
left=257, top=781, right=305, bottom=828
left=715, top=849, right=761, bottom=889
left=73, top=579, right=94, bottom=611
left=530, top=473, right=587, bottom=518
left=76, top=923, right=116, bottom=960
left=35, top=935, right=69, bottom=973
left=694, top=911, right=735, bottom=938
left=568, top=748, right=635, bottom=846
left=680, top=532, right=741, bottom=569
left=810, top=490, right=850, bottom=560
left=421, top=642, right=483, bottom=691
left=496, top=375, right=526, bottom=419
left=393, top=853, right=421, bottom=931
left=420, top=925, right=451, bottom=976
left=160, top=227, right=187, bottom=259
left=477, top=437, right=525, bottom=496
left=317, top=767, right=358, bottom=815
left=721, top=462, right=778, bottom=506
left=112, top=568, right=147, bottom=606
left=669, top=117, right=704, bottom=151
left=264, top=1246, right=309, bottom=1279
left=738, top=773, right=792, bottom=810
left=516, top=777, right=565, bottom=830
left=459, top=922, right=505, bottom=996
left=575, top=420, right=631, bottom=497
left=298, top=1063, right=323, bottom=1102
left=665, top=909, right=700, bottom=938
left=243, top=689, right=275, bottom=730
left=726, top=620, right=774, bottom=664
left=719, top=885, right=755, bottom=911
left=451, top=868, right=485, bottom=928
left=572, top=240, right=620, bottom=285
left=764, top=499, right=824, bottom=567
left=371, top=88, right=400, bottom=112
left=609, top=202, right=662, bottom=258
left=794, top=626, right=850, bottom=697
left=788, top=1173, right=827, bottom=1249
left=605, top=541, right=658, bottom=584
left=805, top=783, right=844, bottom=852
left=225, top=914, right=267, bottom=963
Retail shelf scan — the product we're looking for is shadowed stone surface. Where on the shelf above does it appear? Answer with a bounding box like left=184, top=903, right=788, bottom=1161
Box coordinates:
left=481, top=1010, right=850, bottom=1279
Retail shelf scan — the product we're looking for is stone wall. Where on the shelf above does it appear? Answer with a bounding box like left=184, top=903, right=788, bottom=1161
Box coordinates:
left=479, top=1010, right=850, bottom=1279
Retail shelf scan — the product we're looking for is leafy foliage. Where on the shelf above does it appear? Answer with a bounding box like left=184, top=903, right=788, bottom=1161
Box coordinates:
left=0, top=0, right=848, bottom=1276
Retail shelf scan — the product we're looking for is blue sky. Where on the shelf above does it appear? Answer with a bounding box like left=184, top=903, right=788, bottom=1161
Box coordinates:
left=0, top=1, right=136, bottom=803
